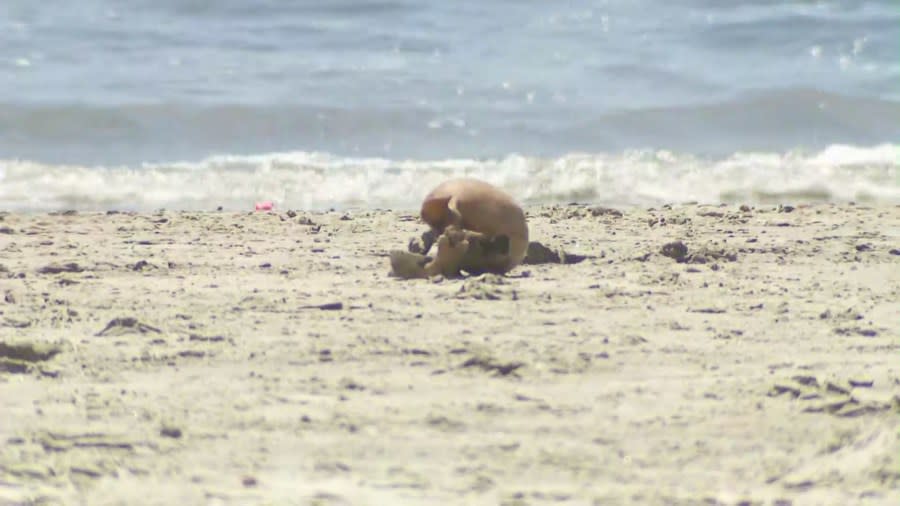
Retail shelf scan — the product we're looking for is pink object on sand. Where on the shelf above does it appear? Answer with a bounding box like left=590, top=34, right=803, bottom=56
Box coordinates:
left=255, top=201, right=274, bottom=211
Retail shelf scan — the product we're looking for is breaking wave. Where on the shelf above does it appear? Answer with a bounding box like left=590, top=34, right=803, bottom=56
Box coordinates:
left=1, top=144, right=897, bottom=212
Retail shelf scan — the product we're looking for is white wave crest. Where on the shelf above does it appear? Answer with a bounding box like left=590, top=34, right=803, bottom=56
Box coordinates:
left=1, top=144, right=897, bottom=212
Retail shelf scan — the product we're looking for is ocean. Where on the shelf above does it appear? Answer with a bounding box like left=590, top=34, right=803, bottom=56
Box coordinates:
left=1, top=0, right=898, bottom=211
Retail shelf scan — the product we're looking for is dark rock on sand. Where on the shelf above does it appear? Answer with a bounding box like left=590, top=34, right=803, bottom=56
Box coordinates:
left=524, top=241, right=560, bottom=264
left=660, top=241, right=688, bottom=261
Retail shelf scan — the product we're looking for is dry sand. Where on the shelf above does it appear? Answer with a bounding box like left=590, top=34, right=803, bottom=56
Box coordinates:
left=1, top=203, right=898, bottom=505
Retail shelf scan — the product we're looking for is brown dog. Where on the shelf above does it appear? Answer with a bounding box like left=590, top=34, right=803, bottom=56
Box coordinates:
left=419, top=177, right=529, bottom=274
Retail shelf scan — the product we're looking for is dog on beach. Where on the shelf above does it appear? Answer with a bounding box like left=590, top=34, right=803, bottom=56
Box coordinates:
left=390, top=177, right=529, bottom=278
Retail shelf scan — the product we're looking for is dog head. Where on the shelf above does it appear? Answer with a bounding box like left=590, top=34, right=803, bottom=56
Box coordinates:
left=420, top=195, right=453, bottom=233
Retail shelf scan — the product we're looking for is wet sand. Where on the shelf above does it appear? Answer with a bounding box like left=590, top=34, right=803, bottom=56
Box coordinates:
left=1, top=204, right=899, bottom=505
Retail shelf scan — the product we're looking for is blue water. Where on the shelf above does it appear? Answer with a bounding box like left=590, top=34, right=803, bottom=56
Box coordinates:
left=0, top=0, right=898, bottom=210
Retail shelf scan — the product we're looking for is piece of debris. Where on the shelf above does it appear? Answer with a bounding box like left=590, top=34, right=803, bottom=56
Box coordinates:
left=0, top=341, right=61, bottom=362
left=131, top=260, right=154, bottom=271
left=589, top=206, right=623, bottom=218
left=299, top=302, right=343, bottom=311
left=160, top=425, right=183, bottom=439
left=0, top=360, right=29, bottom=374
left=189, top=334, right=226, bottom=343
left=660, top=241, right=737, bottom=264
left=834, top=327, right=878, bottom=337
left=459, top=356, right=524, bottom=376
left=0, top=341, right=62, bottom=375
left=37, top=263, right=84, bottom=274
left=3, top=317, right=30, bottom=328
left=95, top=317, right=162, bottom=336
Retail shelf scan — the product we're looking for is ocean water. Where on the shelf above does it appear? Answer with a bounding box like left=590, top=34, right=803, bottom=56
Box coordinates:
left=0, top=0, right=898, bottom=211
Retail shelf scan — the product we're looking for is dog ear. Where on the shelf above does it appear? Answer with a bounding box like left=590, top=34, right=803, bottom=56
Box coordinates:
left=420, top=196, right=452, bottom=229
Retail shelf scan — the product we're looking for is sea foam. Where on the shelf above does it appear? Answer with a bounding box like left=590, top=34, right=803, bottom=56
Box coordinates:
left=1, top=144, right=897, bottom=212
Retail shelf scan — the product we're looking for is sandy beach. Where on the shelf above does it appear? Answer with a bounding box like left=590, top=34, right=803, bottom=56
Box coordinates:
left=1, top=203, right=898, bottom=505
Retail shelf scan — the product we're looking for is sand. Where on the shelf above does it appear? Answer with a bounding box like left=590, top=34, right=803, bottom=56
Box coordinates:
left=1, top=203, right=898, bottom=505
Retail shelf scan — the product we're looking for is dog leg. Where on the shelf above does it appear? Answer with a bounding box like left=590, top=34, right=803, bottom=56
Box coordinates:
left=423, top=230, right=470, bottom=278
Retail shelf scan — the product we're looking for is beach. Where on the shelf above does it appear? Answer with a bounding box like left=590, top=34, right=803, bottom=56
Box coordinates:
left=1, top=203, right=898, bottom=505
